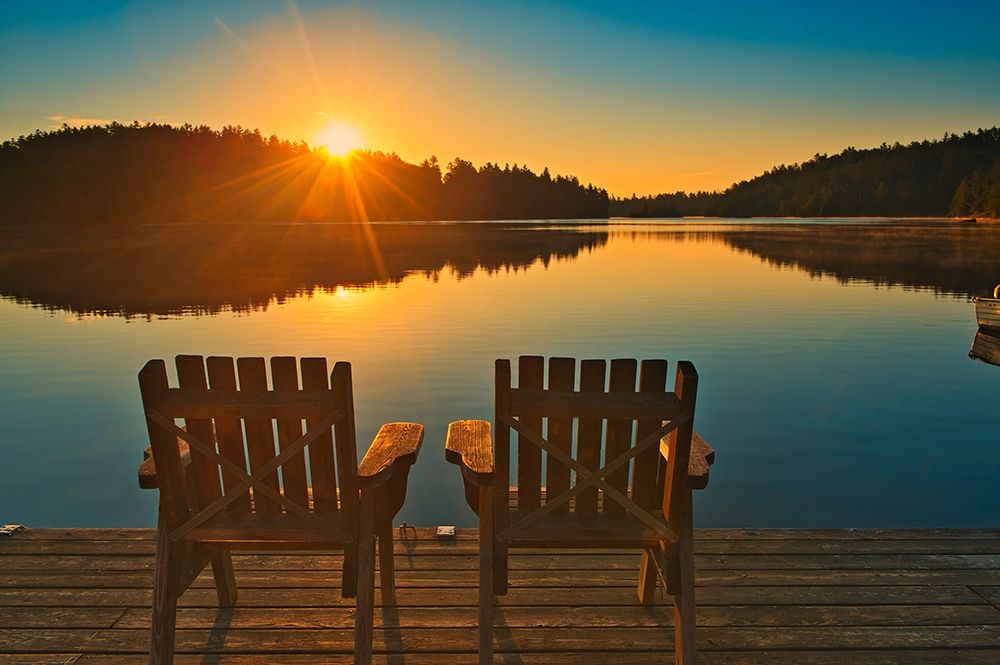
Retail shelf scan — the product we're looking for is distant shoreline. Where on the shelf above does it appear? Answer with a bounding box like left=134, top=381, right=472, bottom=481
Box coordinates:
left=2, top=216, right=999, bottom=231
left=611, top=216, right=1000, bottom=224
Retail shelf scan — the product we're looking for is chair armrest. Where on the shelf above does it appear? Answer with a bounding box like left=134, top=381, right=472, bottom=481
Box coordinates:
left=444, top=419, right=494, bottom=486
left=137, top=440, right=191, bottom=489
left=356, top=422, right=424, bottom=490
left=660, top=431, right=715, bottom=490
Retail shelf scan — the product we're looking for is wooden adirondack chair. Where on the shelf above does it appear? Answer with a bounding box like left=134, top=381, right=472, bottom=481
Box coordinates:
left=137, top=355, right=424, bottom=665
left=445, top=356, right=714, bottom=665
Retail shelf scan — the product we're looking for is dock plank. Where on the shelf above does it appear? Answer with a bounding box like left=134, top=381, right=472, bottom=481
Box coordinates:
left=3, top=625, right=999, bottom=653
left=64, top=652, right=1000, bottom=665
left=0, top=528, right=997, bottom=663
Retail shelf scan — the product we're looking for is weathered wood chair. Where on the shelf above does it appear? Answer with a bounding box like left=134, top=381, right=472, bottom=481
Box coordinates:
left=137, top=355, right=424, bottom=665
left=445, top=356, right=714, bottom=665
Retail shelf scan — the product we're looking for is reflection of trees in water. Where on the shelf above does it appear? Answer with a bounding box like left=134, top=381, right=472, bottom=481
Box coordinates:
left=717, top=224, right=1000, bottom=297
left=0, top=224, right=607, bottom=316
left=5, top=221, right=995, bottom=317
left=618, top=223, right=1000, bottom=298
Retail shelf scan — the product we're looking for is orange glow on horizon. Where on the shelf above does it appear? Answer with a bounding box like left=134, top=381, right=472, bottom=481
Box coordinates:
left=314, top=121, right=364, bottom=157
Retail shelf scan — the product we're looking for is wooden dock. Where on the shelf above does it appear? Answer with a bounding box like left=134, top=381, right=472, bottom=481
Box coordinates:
left=1, top=527, right=998, bottom=663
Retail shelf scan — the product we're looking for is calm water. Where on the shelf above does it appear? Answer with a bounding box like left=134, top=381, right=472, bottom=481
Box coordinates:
left=0, top=220, right=996, bottom=528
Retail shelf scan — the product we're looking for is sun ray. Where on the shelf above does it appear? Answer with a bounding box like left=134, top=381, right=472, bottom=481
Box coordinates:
left=340, top=157, right=387, bottom=280
left=349, top=155, right=436, bottom=219
left=286, top=0, right=331, bottom=113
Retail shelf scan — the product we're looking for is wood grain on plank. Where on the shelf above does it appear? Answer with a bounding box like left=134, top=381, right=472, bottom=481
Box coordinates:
left=445, top=420, right=493, bottom=482
left=516, top=356, right=544, bottom=511
left=575, top=360, right=606, bottom=515
left=270, top=357, right=310, bottom=509
left=235, top=358, right=282, bottom=515
left=356, top=423, right=424, bottom=488
left=603, top=359, right=637, bottom=515
left=545, top=357, right=576, bottom=511
left=206, top=357, right=252, bottom=513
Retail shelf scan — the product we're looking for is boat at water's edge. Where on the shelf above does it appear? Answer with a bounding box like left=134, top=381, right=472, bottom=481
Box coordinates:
left=973, top=285, right=1000, bottom=332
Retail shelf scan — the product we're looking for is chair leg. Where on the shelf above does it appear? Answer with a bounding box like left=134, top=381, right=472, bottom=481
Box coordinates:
left=376, top=488, right=397, bottom=606
left=210, top=551, right=237, bottom=607
left=672, top=497, right=696, bottom=665
left=493, top=486, right=508, bottom=594
left=355, top=490, right=378, bottom=665
left=637, top=548, right=658, bottom=605
left=479, top=485, right=495, bottom=665
left=341, top=496, right=361, bottom=599
left=149, top=517, right=179, bottom=665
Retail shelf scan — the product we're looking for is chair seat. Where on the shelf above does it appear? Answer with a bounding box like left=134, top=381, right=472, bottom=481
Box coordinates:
left=505, top=509, right=667, bottom=548
left=182, top=510, right=349, bottom=548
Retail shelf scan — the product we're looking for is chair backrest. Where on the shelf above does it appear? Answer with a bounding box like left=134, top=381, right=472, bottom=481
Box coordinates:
left=494, top=356, right=697, bottom=520
left=138, top=355, right=358, bottom=539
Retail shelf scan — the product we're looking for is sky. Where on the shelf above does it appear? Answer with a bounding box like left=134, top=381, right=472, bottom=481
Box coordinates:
left=2, top=0, right=1000, bottom=195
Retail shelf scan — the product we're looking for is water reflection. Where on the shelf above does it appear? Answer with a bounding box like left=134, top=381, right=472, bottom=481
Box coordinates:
left=1, top=220, right=997, bottom=528
left=710, top=222, right=1000, bottom=298
left=3, top=221, right=998, bottom=317
left=970, top=329, right=1000, bottom=367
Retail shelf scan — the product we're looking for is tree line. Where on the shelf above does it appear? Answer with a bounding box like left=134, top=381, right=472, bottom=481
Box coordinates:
left=5, top=121, right=1000, bottom=224
left=0, top=122, right=609, bottom=225
left=612, top=127, right=1000, bottom=219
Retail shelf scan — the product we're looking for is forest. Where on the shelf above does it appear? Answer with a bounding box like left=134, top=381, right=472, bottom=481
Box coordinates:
left=0, top=123, right=609, bottom=225
left=612, top=127, right=1000, bottom=218
left=4, top=122, right=1000, bottom=224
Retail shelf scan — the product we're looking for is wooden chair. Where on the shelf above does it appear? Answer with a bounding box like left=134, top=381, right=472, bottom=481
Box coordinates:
left=136, top=355, right=424, bottom=665
left=445, top=356, right=714, bottom=665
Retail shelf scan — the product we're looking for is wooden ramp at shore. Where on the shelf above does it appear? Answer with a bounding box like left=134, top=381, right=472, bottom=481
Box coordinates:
left=0, top=527, right=998, bottom=664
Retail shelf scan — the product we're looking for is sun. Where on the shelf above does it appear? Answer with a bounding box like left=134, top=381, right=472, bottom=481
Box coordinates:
left=314, top=121, right=363, bottom=157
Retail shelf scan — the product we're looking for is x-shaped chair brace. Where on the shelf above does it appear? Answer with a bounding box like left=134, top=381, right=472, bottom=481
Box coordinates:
left=144, top=408, right=353, bottom=543
left=496, top=410, right=692, bottom=544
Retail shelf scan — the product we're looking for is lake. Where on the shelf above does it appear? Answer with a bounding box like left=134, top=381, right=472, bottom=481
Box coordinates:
left=0, top=219, right=996, bottom=528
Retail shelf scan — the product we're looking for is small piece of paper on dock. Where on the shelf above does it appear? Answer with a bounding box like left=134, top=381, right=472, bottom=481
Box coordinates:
left=436, top=526, right=456, bottom=538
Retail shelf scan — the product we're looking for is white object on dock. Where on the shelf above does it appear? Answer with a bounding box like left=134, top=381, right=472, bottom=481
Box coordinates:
left=436, top=525, right=456, bottom=538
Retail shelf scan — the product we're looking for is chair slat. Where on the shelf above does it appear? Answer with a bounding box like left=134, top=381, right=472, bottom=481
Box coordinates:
left=206, top=357, right=251, bottom=513
left=175, top=356, right=222, bottom=509
left=664, top=361, right=699, bottom=523
left=633, top=360, right=668, bottom=510
left=545, top=357, right=575, bottom=513
left=301, top=358, right=339, bottom=513
left=330, top=362, right=358, bottom=512
left=138, top=360, right=189, bottom=527
left=575, top=359, right=606, bottom=515
left=157, top=390, right=332, bottom=419
left=509, top=388, right=679, bottom=421
left=516, top=356, right=544, bottom=511
left=494, top=359, right=513, bottom=594
left=271, top=357, right=310, bottom=510
left=603, top=359, right=637, bottom=515
left=237, top=358, right=282, bottom=515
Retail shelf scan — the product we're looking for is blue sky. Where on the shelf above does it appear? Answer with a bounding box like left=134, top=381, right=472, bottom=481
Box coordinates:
left=2, top=1, right=999, bottom=193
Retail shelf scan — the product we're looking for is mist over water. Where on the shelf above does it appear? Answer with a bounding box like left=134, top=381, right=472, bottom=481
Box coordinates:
left=1, top=220, right=996, bottom=528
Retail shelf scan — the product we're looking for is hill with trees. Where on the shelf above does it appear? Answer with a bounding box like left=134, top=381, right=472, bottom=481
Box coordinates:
left=613, top=127, right=1000, bottom=219
left=5, top=122, right=1000, bottom=224
left=0, top=123, right=608, bottom=225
